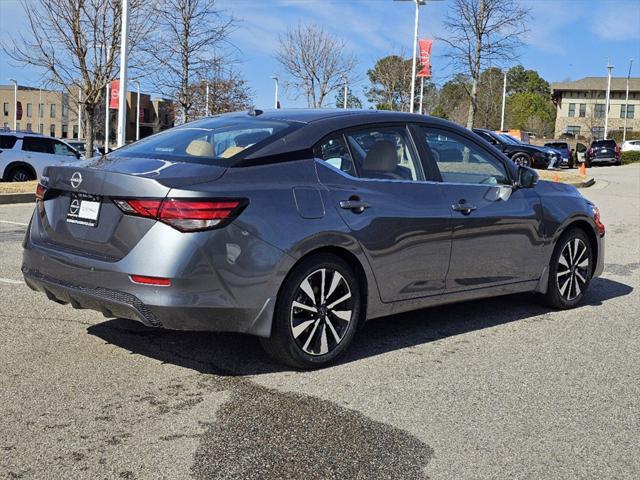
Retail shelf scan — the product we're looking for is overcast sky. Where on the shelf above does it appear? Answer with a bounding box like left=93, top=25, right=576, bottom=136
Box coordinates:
left=1, top=0, right=639, bottom=108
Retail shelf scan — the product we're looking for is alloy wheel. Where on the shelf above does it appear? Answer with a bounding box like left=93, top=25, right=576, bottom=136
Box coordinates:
left=11, top=170, right=31, bottom=182
left=513, top=154, right=530, bottom=167
left=290, top=268, right=354, bottom=356
left=556, top=238, right=590, bottom=301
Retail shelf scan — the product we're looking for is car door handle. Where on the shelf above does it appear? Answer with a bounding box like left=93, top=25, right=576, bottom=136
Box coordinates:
left=339, top=199, right=370, bottom=213
left=451, top=201, right=477, bottom=215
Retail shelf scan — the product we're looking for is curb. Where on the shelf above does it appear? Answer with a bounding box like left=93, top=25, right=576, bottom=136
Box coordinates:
left=0, top=193, right=35, bottom=205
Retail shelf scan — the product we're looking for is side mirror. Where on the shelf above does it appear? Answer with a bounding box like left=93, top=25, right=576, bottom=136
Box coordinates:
left=516, top=165, right=538, bottom=188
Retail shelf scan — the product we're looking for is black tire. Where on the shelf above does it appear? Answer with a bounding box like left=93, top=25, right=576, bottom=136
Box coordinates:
left=260, top=253, right=362, bottom=369
left=543, top=228, right=593, bottom=309
left=8, top=166, right=35, bottom=182
left=585, top=158, right=592, bottom=168
left=512, top=153, right=531, bottom=167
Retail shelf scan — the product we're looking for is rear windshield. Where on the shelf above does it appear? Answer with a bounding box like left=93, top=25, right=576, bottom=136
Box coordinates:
left=111, top=117, right=295, bottom=165
left=592, top=140, right=616, bottom=148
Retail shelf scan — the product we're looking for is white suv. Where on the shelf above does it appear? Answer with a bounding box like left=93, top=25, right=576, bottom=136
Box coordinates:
left=0, top=131, right=82, bottom=181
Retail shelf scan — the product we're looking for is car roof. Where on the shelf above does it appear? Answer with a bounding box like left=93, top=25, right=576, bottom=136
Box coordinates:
left=0, top=130, right=46, bottom=139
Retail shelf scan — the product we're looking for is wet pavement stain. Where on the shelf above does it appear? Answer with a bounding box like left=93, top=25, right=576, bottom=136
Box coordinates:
left=89, top=319, right=434, bottom=480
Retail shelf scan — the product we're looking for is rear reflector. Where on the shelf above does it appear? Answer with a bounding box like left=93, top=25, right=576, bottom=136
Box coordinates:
left=593, top=206, right=605, bottom=236
left=35, top=183, right=47, bottom=201
left=114, top=198, right=247, bottom=232
left=130, top=275, right=171, bottom=286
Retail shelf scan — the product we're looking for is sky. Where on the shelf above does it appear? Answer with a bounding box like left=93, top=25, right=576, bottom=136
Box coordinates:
left=0, top=0, right=639, bottom=109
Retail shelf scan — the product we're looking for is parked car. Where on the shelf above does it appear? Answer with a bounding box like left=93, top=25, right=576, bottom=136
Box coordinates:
left=0, top=131, right=82, bottom=182
left=544, top=141, right=574, bottom=168
left=473, top=128, right=556, bottom=169
left=22, top=110, right=605, bottom=368
left=585, top=139, right=621, bottom=167
left=66, top=140, right=100, bottom=158
left=621, top=140, right=640, bottom=152
left=495, top=129, right=530, bottom=143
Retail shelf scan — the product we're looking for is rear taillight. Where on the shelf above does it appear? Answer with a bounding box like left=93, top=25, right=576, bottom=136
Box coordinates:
left=130, top=274, right=171, bottom=286
left=614, top=146, right=621, bottom=158
left=35, top=183, right=47, bottom=201
left=593, top=206, right=605, bottom=236
left=114, top=198, right=247, bottom=232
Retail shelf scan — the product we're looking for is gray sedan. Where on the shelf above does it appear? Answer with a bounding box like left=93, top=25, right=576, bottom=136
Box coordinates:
left=22, top=110, right=604, bottom=368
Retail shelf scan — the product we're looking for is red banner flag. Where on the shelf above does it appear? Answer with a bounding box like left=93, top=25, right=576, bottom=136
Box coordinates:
left=417, top=39, right=433, bottom=78
left=109, top=80, right=120, bottom=109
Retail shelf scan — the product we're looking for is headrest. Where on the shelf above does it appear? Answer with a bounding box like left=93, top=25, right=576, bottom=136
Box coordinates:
left=363, top=141, right=398, bottom=172
left=185, top=140, right=214, bottom=157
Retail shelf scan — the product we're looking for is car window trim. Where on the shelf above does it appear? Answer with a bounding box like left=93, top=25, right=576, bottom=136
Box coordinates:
left=416, top=124, right=516, bottom=186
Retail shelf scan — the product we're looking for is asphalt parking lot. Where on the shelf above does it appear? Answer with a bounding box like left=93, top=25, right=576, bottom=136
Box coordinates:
left=1, top=165, right=638, bottom=480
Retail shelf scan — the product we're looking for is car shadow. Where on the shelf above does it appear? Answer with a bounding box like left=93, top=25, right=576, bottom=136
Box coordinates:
left=87, top=277, right=633, bottom=375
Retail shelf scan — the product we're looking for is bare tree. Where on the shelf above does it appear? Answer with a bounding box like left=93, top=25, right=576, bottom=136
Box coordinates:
left=142, top=0, right=235, bottom=123
left=276, top=24, right=357, bottom=108
left=3, top=0, right=148, bottom=155
left=189, top=62, right=252, bottom=117
left=439, top=0, right=529, bottom=128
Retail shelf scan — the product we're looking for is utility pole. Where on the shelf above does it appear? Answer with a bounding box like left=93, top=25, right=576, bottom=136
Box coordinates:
left=623, top=58, right=634, bottom=143
left=9, top=79, right=17, bottom=130
left=343, top=76, right=348, bottom=109
left=105, top=83, right=110, bottom=152
left=272, top=76, right=279, bottom=109
left=116, top=0, right=130, bottom=147
left=418, top=76, right=424, bottom=114
left=604, top=60, right=613, bottom=139
left=500, top=70, right=507, bottom=131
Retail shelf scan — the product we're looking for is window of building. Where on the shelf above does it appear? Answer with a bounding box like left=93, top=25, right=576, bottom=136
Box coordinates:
left=38, top=103, right=44, bottom=118
left=568, top=103, right=576, bottom=117
left=579, top=104, right=586, bottom=117
left=73, top=125, right=78, bottom=139
left=591, top=127, right=604, bottom=140
left=50, top=124, right=56, bottom=137
left=621, top=104, right=635, bottom=119
left=16, top=122, right=20, bottom=131
left=50, top=104, right=56, bottom=118
left=62, top=104, right=68, bottom=118
left=3, top=103, right=8, bottom=116
left=26, top=123, right=32, bottom=131
left=38, top=123, right=44, bottom=134
left=566, top=126, right=581, bottom=136
left=26, top=103, right=32, bottom=117
left=61, top=124, right=68, bottom=138
left=594, top=104, right=605, bottom=118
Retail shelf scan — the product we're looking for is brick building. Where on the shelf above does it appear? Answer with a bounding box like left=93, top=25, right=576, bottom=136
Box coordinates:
left=550, top=77, right=640, bottom=140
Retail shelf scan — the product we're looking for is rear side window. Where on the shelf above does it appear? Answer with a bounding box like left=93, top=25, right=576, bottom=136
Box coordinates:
left=22, top=136, right=55, bottom=154
left=113, top=117, right=293, bottom=165
left=0, top=135, right=17, bottom=149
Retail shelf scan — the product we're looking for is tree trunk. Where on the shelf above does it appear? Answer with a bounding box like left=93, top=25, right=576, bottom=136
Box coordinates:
left=85, top=104, right=96, bottom=157
left=466, top=77, right=478, bottom=129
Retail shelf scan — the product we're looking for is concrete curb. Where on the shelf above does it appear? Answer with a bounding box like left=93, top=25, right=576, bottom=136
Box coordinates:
left=0, top=193, right=34, bottom=205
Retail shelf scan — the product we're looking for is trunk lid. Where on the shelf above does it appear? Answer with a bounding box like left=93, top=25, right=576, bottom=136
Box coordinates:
left=35, top=157, right=227, bottom=260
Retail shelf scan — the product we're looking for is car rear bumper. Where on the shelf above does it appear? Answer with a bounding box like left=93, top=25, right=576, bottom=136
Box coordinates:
left=22, top=217, right=290, bottom=337
left=590, top=156, right=618, bottom=164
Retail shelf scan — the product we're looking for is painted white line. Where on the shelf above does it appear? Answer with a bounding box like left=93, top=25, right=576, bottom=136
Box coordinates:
left=0, top=278, right=24, bottom=285
left=0, top=220, right=28, bottom=227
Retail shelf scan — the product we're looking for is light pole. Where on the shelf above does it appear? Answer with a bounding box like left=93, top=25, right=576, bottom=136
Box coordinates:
left=9, top=79, right=17, bottom=130
left=623, top=58, right=634, bottom=143
left=116, top=0, right=130, bottom=147
left=604, top=60, right=613, bottom=139
left=272, top=76, right=279, bottom=109
left=105, top=82, right=110, bottom=152
left=394, top=0, right=442, bottom=113
left=343, top=76, right=348, bottom=109
left=205, top=82, right=210, bottom=115
left=134, top=80, right=140, bottom=141
left=77, top=87, right=82, bottom=139
left=500, top=70, right=507, bottom=131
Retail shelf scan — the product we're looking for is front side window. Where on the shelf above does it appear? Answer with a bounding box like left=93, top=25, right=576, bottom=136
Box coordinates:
left=112, top=117, right=293, bottom=165
left=314, top=135, right=356, bottom=177
left=53, top=140, right=77, bottom=157
left=344, top=126, right=422, bottom=181
left=419, top=127, right=510, bottom=186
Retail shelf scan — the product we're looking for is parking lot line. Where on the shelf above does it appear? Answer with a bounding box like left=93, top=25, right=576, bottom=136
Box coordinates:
left=0, top=278, right=24, bottom=285
left=0, top=220, right=28, bottom=227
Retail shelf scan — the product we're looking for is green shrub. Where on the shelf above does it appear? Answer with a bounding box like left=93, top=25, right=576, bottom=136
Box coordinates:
left=621, top=151, right=640, bottom=164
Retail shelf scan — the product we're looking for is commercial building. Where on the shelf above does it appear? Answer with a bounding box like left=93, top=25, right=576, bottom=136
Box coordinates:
left=0, top=84, right=174, bottom=146
left=550, top=76, right=640, bottom=140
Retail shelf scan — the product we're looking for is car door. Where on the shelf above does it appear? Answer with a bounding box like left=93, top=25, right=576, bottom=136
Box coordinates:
left=314, top=125, right=452, bottom=302
left=413, top=125, right=545, bottom=293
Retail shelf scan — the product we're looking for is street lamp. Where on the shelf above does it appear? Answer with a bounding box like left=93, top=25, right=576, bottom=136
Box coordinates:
left=9, top=78, right=17, bottom=130
left=272, top=76, right=279, bottom=109
left=623, top=58, right=634, bottom=143
left=116, top=0, right=130, bottom=147
left=500, top=70, right=507, bottom=131
left=394, top=0, right=443, bottom=113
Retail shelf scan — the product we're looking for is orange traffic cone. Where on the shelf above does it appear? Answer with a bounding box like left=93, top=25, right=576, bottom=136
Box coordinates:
left=579, top=162, right=587, bottom=177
